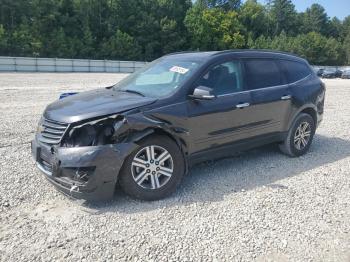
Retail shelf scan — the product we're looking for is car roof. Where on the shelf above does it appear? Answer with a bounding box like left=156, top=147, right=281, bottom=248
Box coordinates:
left=165, top=49, right=306, bottom=63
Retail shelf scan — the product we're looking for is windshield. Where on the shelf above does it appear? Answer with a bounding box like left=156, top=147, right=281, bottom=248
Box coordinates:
left=113, top=57, right=203, bottom=98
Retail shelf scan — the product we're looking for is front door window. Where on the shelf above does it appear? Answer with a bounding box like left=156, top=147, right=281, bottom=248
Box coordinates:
left=198, top=61, right=243, bottom=96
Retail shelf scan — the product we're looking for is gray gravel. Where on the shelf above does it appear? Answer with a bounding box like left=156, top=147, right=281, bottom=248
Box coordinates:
left=0, top=73, right=349, bottom=262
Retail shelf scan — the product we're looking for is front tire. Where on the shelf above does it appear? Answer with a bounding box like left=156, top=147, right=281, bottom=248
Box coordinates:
left=119, top=135, right=185, bottom=201
left=279, top=113, right=316, bottom=157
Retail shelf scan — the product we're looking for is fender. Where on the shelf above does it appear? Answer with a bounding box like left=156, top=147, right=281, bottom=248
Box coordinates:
left=113, top=113, right=190, bottom=174
left=115, top=113, right=187, bottom=146
left=287, top=103, right=318, bottom=130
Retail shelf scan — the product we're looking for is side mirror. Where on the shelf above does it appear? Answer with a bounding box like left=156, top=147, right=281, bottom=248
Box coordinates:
left=189, top=86, right=216, bottom=100
left=59, top=92, right=78, bottom=100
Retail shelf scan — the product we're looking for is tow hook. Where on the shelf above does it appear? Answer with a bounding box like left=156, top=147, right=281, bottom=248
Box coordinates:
left=70, top=185, right=79, bottom=194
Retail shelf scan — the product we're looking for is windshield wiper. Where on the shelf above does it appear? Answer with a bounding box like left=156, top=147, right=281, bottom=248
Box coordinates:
left=118, top=89, right=145, bottom=97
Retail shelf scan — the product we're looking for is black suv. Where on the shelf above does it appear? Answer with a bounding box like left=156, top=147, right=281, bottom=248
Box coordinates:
left=31, top=50, right=325, bottom=201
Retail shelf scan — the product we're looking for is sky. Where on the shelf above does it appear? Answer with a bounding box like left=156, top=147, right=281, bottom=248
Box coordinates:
left=259, top=0, right=350, bottom=20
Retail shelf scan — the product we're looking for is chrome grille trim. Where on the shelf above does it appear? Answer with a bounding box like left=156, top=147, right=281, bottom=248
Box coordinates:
left=42, top=120, right=67, bottom=130
left=39, top=118, right=69, bottom=145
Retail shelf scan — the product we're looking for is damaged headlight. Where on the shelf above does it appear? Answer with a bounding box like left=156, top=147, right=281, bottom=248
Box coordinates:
left=63, top=116, right=126, bottom=147
left=36, top=116, right=44, bottom=133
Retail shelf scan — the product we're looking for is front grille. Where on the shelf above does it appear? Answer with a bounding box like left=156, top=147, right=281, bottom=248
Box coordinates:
left=39, top=118, right=69, bottom=145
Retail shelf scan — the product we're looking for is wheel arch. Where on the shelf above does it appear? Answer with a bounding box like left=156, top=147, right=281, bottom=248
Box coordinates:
left=288, top=104, right=318, bottom=130
left=127, top=127, right=189, bottom=174
left=300, top=107, right=317, bottom=126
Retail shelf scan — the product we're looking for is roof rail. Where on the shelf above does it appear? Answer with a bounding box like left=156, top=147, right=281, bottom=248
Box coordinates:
left=165, top=51, right=203, bottom=56
left=164, top=49, right=304, bottom=61
left=212, top=49, right=301, bottom=58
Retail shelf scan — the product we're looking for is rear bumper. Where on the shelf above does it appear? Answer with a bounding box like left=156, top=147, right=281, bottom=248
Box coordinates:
left=31, top=137, right=137, bottom=201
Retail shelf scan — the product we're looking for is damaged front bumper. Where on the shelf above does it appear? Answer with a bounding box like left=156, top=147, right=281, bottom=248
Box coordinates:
left=31, top=137, right=137, bottom=201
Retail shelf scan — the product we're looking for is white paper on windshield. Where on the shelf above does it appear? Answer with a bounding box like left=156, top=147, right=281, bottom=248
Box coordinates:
left=170, top=66, right=189, bottom=74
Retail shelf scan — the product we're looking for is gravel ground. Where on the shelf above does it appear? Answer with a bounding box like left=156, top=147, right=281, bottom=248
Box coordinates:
left=0, top=73, right=349, bottom=262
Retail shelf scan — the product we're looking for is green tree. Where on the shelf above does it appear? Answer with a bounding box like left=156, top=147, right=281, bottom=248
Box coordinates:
left=239, top=0, right=269, bottom=39
left=300, top=4, right=329, bottom=35
left=0, top=0, right=34, bottom=29
left=157, top=0, right=192, bottom=55
left=344, top=34, right=350, bottom=64
left=250, top=31, right=345, bottom=65
left=295, top=32, right=345, bottom=65
left=185, top=6, right=245, bottom=50
left=9, top=23, right=41, bottom=56
left=79, top=24, right=95, bottom=58
left=247, top=35, right=271, bottom=49
left=328, top=17, right=343, bottom=38
left=269, top=0, right=298, bottom=35
left=342, top=15, right=350, bottom=38
left=196, top=0, right=241, bottom=10
left=100, top=30, right=141, bottom=60
left=0, top=25, right=8, bottom=53
left=44, top=27, right=73, bottom=58
left=0, top=0, right=348, bottom=65
left=342, top=17, right=350, bottom=64
left=115, top=0, right=191, bottom=60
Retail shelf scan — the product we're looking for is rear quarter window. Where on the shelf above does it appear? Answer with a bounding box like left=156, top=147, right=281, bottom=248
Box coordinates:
left=280, top=60, right=312, bottom=83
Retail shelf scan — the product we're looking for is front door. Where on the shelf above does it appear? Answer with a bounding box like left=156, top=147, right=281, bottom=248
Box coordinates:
left=186, top=60, right=254, bottom=154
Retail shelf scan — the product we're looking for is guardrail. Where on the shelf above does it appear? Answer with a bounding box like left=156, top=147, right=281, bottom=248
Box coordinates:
left=0, top=56, right=147, bottom=73
left=0, top=56, right=348, bottom=73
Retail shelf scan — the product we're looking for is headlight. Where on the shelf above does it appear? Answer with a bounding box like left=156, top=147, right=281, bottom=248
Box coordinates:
left=63, top=116, right=124, bottom=147
left=36, top=116, right=44, bottom=133
left=68, top=124, right=97, bottom=147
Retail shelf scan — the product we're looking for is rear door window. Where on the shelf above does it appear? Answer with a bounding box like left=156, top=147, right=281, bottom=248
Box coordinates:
left=280, top=60, right=312, bottom=83
left=243, top=59, right=283, bottom=90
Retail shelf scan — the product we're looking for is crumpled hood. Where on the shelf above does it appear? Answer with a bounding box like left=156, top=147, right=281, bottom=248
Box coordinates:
left=44, top=88, right=157, bottom=123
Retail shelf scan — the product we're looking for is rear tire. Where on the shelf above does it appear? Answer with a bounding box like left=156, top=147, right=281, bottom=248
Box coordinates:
left=279, top=113, right=316, bottom=157
left=119, top=135, right=185, bottom=201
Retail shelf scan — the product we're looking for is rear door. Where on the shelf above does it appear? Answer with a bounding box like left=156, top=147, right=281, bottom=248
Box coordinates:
left=242, top=58, right=292, bottom=136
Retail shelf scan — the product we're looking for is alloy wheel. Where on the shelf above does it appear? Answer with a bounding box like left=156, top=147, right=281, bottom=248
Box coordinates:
left=294, top=121, right=312, bottom=150
left=131, top=145, right=174, bottom=190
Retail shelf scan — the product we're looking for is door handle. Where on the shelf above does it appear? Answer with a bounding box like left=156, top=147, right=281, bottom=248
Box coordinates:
left=236, top=102, right=250, bottom=109
left=281, top=95, right=292, bottom=100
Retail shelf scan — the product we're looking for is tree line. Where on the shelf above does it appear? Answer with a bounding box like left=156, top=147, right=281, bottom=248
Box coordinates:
left=0, top=0, right=349, bottom=65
